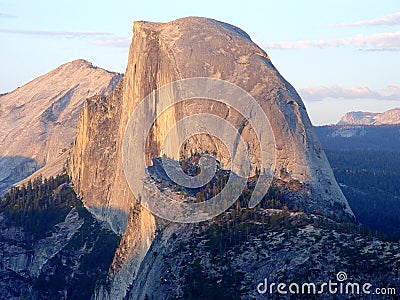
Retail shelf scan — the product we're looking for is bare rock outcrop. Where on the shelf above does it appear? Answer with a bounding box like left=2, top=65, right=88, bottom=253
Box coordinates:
left=71, top=17, right=353, bottom=229
left=0, top=59, right=121, bottom=194
left=69, top=17, right=354, bottom=299
left=338, top=108, right=400, bottom=125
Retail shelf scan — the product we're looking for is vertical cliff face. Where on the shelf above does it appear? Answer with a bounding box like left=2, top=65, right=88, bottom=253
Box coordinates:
left=124, top=18, right=353, bottom=220
left=71, top=17, right=352, bottom=228
left=69, top=17, right=354, bottom=299
left=70, top=80, right=130, bottom=233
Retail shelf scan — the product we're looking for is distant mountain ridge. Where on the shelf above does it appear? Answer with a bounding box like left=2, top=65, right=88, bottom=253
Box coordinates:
left=338, top=108, right=400, bottom=125
left=0, top=59, right=121, bottom=195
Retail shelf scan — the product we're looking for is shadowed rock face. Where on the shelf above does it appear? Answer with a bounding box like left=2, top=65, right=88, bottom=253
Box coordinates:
left=69, top=17, right=354, bottom=299
left=0, top=156, right=38, bottom=194
left=0, top=59, right=121, bottom=195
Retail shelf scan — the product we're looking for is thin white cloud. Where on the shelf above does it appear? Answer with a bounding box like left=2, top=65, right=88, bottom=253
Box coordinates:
left=0, top=27, right=130, bottom=48
left=0, top=13, right=16, bottom=19
left=0, top=28, right=112, bottom=38
left=299, top=85, right=400, bottom=102
left=360, top=47, right=400, bottom=52
left=265, top=31, right=400, bottom=51
left=94, top=37, right=130, bottom=48
left=332, top=12, right=400, bottom=27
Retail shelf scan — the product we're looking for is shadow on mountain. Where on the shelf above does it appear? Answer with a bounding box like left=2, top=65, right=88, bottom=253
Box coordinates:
left=0, top=175, right=121, bottom=299
left=315, top=124, right=400, bottom=152
left=85, top=204, right=129, bottom=234
left=0, top=155, right=39, bottom=195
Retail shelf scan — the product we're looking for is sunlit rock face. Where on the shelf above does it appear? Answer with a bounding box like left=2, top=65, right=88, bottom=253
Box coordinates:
left=338, top=108, right=400, bottom=125
left=70, top=17, right=354, bottom=299
left=0, top=59, right=121, bottom=195
left=71, top=17, right=352, bottom=231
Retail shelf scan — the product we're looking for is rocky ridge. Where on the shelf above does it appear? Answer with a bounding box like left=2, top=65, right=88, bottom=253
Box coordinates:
left=338, top=108, right=400, bottom=125
left=126, top=208, right=400, bottom=300
left=0, top=59, right=121, bottom=195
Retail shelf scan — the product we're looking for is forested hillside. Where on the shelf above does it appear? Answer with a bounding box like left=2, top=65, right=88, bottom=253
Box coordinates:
left=0, top=174, right=120, bottom=299
left=315, top=125, right=400, bottom=238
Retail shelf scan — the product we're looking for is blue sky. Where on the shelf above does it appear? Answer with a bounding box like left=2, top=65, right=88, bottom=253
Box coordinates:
left=0, top=0, right=399, bottom=124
